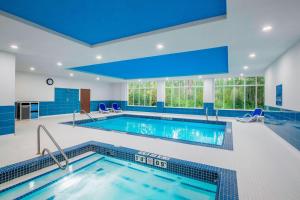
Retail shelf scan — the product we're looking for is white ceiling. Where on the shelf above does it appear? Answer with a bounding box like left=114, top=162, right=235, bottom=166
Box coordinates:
left=0, top=0, right=300, bottom=82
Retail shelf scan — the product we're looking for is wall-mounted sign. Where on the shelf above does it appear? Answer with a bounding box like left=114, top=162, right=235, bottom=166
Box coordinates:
left=276, top=84, right=282, bottom=106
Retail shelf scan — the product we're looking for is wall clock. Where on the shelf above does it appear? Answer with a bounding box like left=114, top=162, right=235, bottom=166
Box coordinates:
left=46, top=78, right=54, bottom=85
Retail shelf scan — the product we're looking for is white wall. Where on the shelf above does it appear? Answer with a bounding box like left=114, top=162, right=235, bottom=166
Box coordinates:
left=15, top=72, right=113, bottom=102
left=111, top=82, right=127, bottom=101
left=0, top=52, right=15, bottom=105
left=203, top=79, right=214, bottom=103
left=265, top=41, right=300, bottom=111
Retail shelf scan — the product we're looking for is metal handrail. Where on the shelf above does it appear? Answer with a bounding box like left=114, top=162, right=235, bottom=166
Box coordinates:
left=216, top=109, right=219, bottom=121
left=80, top=109, right=95, bottom=122
left=37, top=125, right=69, bottom=170
left=205, top=108, right=208, bottom=120
left=72, top=109, right=95, bottom=127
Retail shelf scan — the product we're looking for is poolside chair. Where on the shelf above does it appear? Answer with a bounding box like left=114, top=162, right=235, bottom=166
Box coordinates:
left=237, top=108, right=264, bottom=122
left=99, top=103, right=109, bottom=114
left=112, top=103, right=122, bottom=113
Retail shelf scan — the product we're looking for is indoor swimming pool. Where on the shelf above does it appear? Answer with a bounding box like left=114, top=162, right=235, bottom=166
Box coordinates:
left=0, top=153, right=217, bottom=200
left=68, top=115, right=229, bottom=148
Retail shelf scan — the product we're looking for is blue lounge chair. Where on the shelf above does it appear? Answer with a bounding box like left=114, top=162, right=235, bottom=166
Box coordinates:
left=112, top=103, right=122, bottom=112
left=237, top=108, right=264, bottom=122
left=99, top=103, right=109, bottom=114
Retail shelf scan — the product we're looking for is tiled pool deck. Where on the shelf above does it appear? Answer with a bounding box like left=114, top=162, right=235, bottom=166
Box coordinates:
left=0, top=111, right=299, bottom=199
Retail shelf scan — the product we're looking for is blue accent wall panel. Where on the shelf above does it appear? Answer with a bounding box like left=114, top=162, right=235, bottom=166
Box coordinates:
left=0, top=0, right=226, bottom=45
left=117, top=101, right=249, bottom=117
left=39, top=88, right=80, bottom=116
left=276, top=84, right=283, bottom=106
left=264, top=106, right=300, bottom=151
left=0, top=106, right=15, bottom=135
left=71, top=46, right=228, bottom=79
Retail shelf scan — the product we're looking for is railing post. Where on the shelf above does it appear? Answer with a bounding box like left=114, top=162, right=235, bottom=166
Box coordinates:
left=216, top=109, right=219, bottom=121
left=37, top=125, right=41, bottom=154
left=73, top=110, right=76, bottom=127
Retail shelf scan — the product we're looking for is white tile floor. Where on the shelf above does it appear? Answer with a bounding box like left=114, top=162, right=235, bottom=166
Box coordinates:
left=0, top=111, right=300, bottom=200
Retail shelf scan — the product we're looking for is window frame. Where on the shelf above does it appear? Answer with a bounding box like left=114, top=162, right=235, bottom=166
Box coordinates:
left=164, top=79, right=204, bottom=109
left=214, top=76, right=264, bottom=110
left=127, top=81, right=158, bottom=107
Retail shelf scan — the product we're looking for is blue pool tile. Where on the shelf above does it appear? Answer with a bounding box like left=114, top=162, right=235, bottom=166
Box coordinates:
left=0, top=141, right=238, bottom=200
left=63, top=114, right=233, bottom=151
left=265, top=105, right=300, bottom=151
left=0, top=105, right=15, bottom=135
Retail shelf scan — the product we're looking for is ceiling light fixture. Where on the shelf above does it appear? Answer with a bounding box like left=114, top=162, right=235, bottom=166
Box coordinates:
left=57, top=62, right=63, bottom=66
left=262, top=25, right=273, bottom=32
left=243, top=66, right=249, bottom=70
left=156, top=43, right=164, bottom=50
left=249, top=53, right=256, bottom=58
left=96, top=55, right=102, bottom=60
left=10, top=44, right=18, bottom=49
left=30, top=67, right=35, bottom=71
left=69, top=73, right=74, bottom=77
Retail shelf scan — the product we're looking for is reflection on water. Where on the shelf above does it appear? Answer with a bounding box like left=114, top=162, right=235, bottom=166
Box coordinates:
left=85, top=117, right=225, bottom=146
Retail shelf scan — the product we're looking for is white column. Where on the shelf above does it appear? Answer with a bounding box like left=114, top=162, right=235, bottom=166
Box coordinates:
left=0, top=52, right=15, bottom=106
left=157, top=80, right=165, bottom=102
left=203, top=78, right=214, bottom=103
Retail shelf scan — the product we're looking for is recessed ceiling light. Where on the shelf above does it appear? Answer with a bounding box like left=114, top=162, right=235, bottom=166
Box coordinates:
left=243, top=66, right=249, bottom=70
left=156, top=43, right=164, bottom=50
left=10, top=44, right=18, bottom=49
left=57, top=62, right=63, bottom=66
left=30, top=67, right=35, bottom=71
left=240, top=73, right=244, bottom=77
left=262, top=25, right=273, bottom=32
left=249, top=53, right=256, bottom=58
left=198, top=75, right=202, bottom=79
left=96, top=77, right=100, bottom=81
left=69, top=73, right=74, bottom=77
left=96, top=55, right=102, bottom=60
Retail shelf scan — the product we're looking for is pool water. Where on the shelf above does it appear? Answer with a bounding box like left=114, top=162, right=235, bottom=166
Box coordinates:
left=0, top=153, right=217, bottom=200
left=81, top=116, right=225, bottom=146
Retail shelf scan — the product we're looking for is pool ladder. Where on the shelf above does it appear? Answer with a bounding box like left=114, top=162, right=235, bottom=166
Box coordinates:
left=37, top=125, right=69, bottom=170
left=72, top=109, right=96, bottom=127
left=205, top=108, right=219, bottom=121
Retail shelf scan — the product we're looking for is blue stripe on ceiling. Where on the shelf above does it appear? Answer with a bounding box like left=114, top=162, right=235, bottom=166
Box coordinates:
left=0, top=0, right=226, bottom=45
left=70, top=46, right=228, bottom=79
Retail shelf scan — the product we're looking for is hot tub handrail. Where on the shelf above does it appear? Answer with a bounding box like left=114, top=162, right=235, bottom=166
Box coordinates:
left=72, top=109, right=95, bottom=127
left=37, top=124, right=69, bottom=170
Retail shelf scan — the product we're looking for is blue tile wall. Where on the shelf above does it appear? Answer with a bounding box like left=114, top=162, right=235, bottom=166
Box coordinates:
left=117, top=101, right=250, bottom=117
left=39, top=88, right=80, bottom=116
left=264, top=105, right=300, bottom=151
left=0, top=106, right=15, bottom=135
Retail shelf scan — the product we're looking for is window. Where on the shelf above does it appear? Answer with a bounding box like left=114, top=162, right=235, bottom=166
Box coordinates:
left=214, top=76, right=264, bottom=110
left=165, top=80, right=203, bottom=108
left=128, top=81, right=157, bottom=106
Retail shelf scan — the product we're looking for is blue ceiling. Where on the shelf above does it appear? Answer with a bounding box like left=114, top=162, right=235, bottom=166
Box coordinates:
left=70, top=46, right=228, bottom=79
left=0, top=0, right=227, bottom=45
